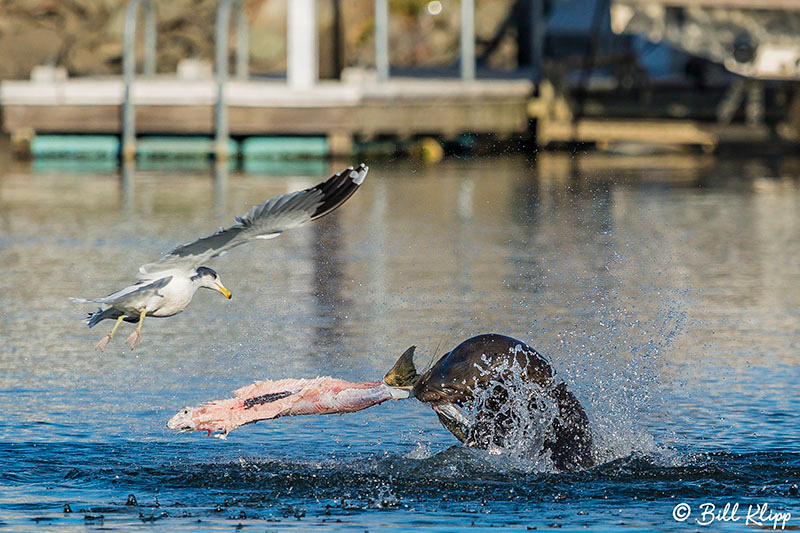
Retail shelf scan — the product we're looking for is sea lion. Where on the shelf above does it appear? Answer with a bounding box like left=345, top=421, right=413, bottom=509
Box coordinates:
left=389, top=334, right=594, bottom=470
left=168, top=333, right=594, bottom=471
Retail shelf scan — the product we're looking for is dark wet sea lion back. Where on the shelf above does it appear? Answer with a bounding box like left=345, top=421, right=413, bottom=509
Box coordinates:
left=412, top=334, right=554, bottom=404
left=409, top=334, right=594, bottom=470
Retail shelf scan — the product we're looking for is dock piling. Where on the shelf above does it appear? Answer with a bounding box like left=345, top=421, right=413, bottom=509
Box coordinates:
left=236, top=6, right=249, bottom=80
left=215, top=0, right=248, bottom=161
left=287, top=0, right=318, bottom=90
left=460, top=0, right=475, bottom=81
left=122, top=0, right=157, bottom=162
left=143, top=1, right=156, bottom=77
left=375, top=0, right=390, bottom=83
left=327, top=132, right=354, bottom=158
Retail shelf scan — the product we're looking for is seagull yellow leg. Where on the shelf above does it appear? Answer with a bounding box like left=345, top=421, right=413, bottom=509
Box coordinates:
left=126, top=310, right=147, bottom=350
left=96, top=315, right=126, bottom=351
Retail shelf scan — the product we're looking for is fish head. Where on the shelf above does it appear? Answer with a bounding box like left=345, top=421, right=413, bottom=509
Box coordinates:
left=167, top=407, right=196, bottom=432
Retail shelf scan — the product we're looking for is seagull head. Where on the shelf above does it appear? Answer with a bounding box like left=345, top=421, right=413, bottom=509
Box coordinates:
left=193, top=266, right=231, bottom=299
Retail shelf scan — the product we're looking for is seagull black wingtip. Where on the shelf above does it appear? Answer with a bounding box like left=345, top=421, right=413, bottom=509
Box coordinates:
left=310, top=164, right=369, bottom=221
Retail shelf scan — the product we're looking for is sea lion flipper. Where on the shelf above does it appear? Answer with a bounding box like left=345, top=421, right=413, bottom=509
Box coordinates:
left=384, top=346, right=418, bottom=388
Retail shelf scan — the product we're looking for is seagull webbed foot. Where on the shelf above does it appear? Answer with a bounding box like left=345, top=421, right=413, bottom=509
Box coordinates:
left=126, top=330, right=142, bottom=350
left=126, top=310, right=147, bottom=351
left=95, top=334, right=113, bottom=351
left=95, top=315, right=125, bottom=351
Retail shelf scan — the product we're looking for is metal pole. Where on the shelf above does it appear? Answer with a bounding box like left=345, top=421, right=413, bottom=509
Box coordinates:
left=374, top=0, right=389, bottom=82
left=530, top=0, right=545, bottom=80
left=236, top=6, right=249, bottom=80
left=216, top=0, right=235, bottom=160
left=287, top=0, right=317, bottom=89
left=143, top=0, right=156, bottom=76
left=460, top=0, right=475, bottom=81
left=122, top=0, right=145, bottom=162
left=332, top=0, right=343, bottom=78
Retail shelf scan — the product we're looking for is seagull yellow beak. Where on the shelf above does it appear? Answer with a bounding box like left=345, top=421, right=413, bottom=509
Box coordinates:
left=215, top=283, right=232, bottom=299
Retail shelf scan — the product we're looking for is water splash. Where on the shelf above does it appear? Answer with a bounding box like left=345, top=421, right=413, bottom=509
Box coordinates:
left=523, top=253, right=689, bottom=468
left=457, top=350, right=561, bottom=472
left=404, top=441, right=432, bottom=460
left=576, top=302, right=687, bottom=466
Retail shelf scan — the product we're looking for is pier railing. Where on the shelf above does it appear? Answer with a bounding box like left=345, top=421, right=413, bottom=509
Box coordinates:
left=122, top=0, right=250, bottom=160
left=120, top=0, right=483, bottom=161
left=214, top=0, right=249, bottom=160
left=122, top=0, right=156, bottom=161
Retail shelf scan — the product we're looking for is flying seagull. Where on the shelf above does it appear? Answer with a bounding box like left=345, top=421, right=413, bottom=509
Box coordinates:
left=71, top=164, right=368, bottom=351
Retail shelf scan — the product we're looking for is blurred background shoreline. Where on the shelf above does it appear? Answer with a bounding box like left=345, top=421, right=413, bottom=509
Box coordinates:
left=1, top=0, right=800, bottom=165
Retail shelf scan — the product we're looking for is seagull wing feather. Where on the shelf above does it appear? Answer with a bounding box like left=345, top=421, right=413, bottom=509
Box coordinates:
left=71, top=276, right=173, bottom=305
left=136, top=164, right=368, bottom=280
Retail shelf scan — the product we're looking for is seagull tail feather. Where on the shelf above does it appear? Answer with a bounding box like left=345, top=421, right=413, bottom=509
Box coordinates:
left=85, top=307, right=122, bottom=328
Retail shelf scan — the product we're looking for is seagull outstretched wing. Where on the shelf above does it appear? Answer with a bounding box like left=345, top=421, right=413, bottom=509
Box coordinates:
left=71, top=276, right=173, bottom=305
left=136, top=164, right=368, bottom=281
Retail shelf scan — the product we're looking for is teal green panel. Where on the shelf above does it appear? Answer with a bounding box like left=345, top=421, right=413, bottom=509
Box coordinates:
left=31, top=135, right=120, bottom=159
left=136, top=136, right=239, bottom=159
left=241, top=137, right=329, bottom=159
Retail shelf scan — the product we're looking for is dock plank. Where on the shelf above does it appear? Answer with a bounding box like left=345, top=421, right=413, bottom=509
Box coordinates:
left=1, top=77, right=533, bottom=140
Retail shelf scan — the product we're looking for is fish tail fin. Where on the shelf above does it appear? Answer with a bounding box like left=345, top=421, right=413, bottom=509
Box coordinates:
left=383, top=346, right=418, bottom=389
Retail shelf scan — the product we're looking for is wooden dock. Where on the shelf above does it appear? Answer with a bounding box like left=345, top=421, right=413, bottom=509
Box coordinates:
left=6, top=75, right=797, bottom=158
left=0, top=76, right=533, bottom=156
left=527, top=80, right=799, bottom=151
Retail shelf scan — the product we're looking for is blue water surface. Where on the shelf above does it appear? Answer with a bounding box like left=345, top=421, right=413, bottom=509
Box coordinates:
left=1, top=154, right=799, bottom=531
